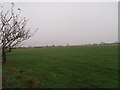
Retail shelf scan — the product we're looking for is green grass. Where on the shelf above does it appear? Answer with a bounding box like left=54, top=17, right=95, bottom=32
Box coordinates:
left=3, top=45, right=118, bottom=88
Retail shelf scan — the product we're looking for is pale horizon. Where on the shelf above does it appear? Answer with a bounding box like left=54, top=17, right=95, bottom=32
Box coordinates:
left=2, top=2, right=118, bottom=47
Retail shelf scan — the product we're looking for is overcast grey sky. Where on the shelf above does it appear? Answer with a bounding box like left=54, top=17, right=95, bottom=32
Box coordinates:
left=3, top=2, right=118, bottom=46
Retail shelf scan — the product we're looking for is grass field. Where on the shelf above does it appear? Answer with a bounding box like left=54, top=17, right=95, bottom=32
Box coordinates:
left=3, top=45, right=118, bottom=88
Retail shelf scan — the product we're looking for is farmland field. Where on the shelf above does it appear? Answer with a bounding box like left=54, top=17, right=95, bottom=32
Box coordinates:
left=3, top=45, right=118, bottom=88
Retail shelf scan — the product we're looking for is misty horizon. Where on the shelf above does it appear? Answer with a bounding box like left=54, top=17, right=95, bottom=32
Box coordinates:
left=3, top=2, right=118, bottom=47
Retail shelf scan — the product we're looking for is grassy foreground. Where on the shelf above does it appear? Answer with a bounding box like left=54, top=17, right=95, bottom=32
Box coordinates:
left=3, top=45, right=118, bottom=88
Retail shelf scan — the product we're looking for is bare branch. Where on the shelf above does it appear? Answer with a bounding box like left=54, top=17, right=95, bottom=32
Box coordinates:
left=0, top=3, right=37, bottom=53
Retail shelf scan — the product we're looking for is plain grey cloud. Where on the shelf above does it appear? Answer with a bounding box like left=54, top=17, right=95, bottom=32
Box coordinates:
left=3, top=2, right=118, bottom=46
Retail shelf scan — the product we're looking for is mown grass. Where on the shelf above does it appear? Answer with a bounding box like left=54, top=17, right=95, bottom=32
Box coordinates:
left=3, top=45, right=118, bottom=88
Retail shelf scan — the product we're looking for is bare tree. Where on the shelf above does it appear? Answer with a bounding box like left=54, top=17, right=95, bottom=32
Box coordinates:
left=0, top=3, right=37, bottom=63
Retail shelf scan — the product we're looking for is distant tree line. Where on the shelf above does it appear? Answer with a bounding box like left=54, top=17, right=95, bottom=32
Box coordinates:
left=13, top=41, right=119, bottom=49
